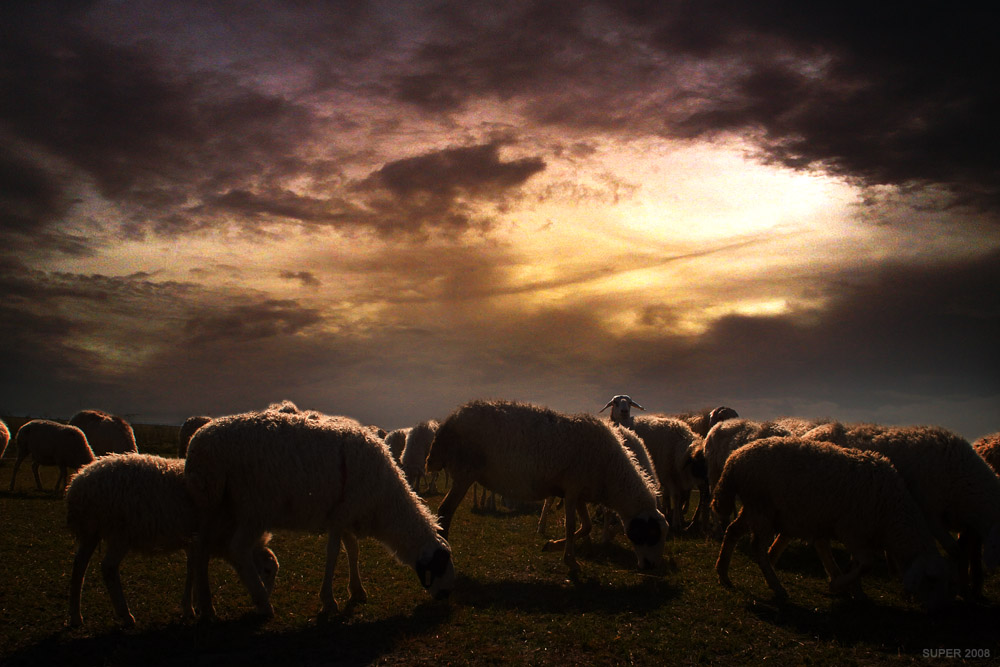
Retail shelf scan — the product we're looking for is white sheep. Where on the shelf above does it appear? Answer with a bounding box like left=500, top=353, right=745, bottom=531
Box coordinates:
left=973, top=432, right=1000, bottom=477
left=0, top=419, right=9, bottom=463
left=384, top=428, right=410, bottom=463
left=177, top=415, right=212, bottom=458
left=803, top=422, right=1000, bottom=600
left=400, top=420, right=440, bottom=494
left=68, top=409, right=138, bottom=455
left=627, top=416, right=703, bottom=531
left=66, top=453, right=278, bottom=628
left=426, top=399, right=667, bottom=572
left=712, top=436, right=952, bottom=611
left=8, top=419, right=95, bottom=494
left=184, top=409, right=454, bottom=618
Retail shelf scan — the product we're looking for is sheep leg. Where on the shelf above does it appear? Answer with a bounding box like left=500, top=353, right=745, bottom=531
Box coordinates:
left=100, top=539, right=136, bottom=628
left=69, top=535, right=100, bottom=627
left=320, top=529, right=343, bottom=614
left=189, top=535, right=216, bottom=621
left=958, top=531, right=984, bottom=600
left=7, top=453, right=26, bottom=491
left=768, top=533, right=791, bottom=566
left=343, top=532, right=367, bottom=604
left=435, top=475, right=475, bottom=539
left=55, top=465, right=69, bottom=494
left=537, top=497, right=554, bottom=535
left=715, top=508, right=748, bottom=588
left=830, top=549, right=872, bottom=599
left=543, top=500, right=592, bottom=550
left=751, top=530, right=789, bottom=601
left=31, top=461, right=44, bottom=491
left=559, top=494, right=581, bottom=572
left=813, top=539, right=846, bottom=583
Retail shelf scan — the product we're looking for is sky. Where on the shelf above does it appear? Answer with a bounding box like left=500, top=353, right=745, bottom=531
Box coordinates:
left=2, top=1, right=998, bottom=440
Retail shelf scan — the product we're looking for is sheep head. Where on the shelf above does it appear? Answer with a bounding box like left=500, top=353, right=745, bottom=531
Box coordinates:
left=600, top=395, right=645, bottom=426
left=625, top=510, right=668, bottom=570
left=415, top=540, right=455, bottom=600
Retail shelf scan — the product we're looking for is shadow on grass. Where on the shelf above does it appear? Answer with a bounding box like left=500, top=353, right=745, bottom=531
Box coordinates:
left=741, top=584, right=1000, bottom=658
left=1, top=603, right=455, bottom=667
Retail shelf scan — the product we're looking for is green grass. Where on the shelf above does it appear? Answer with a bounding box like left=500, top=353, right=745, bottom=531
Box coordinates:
left=1, top=425, right=998, bottom=665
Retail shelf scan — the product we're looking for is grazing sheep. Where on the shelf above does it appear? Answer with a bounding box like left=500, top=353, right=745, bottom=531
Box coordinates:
left=68, top=410, right=137, bottom=455
left=427, top=400, right=667, bottom=572
left=384, top=428, right=410, bottom=463
left=804, top=422, right=1000, bottom=600
left=184, top=410, right=454, bottom=618
left=66, top=453, right=278, bottom=628
left=627, top=416, right=703, bottom=531
left=9, top=420, right=94, bottom=494
left=713, top=436, right=952, bottom=611
left=0, top=419, right=9, bottom=463
left=400, top=420, right=440, bottom=494
left=177, top=416, right=212, bottom=458
left=973, top=432, right=1000, bottom=476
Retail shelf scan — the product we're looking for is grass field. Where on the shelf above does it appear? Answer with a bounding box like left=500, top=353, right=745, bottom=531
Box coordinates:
left=1, top=419, right=998, bottom=666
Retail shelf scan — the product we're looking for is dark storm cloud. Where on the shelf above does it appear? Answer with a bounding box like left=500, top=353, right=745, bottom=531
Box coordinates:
left=279, top=270, right=322, bottom=288
left=182, top=300, right=323, bottom=345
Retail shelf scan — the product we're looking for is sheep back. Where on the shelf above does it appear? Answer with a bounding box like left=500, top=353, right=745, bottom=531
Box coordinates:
left=973, top=432, right=1000, bottom=476
left=69, top=410, right=137, bottom=455
left=16, top=419, right=94, bottom=469
left=400, top=420, right=439, bottom=486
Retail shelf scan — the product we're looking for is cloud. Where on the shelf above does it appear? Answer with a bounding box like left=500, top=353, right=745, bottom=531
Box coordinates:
left=279, top=270, right=322, bottom=288
left=181, top=300, right=324, bottom=345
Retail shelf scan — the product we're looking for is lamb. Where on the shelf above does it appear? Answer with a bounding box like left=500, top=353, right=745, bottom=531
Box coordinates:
left=400, top=420, right=440, bottom=493
left=177, top=415, right=212, bottom=458
left=66, top=453, right=278, bottom=628
left=973, top=432, right=1000, bottom=476
left=712, top=436, right=952, bottom=611
left=384, top=428, right=410, bottom=463
left=803, top=422, right=1000, bottom=600
left=68, top=409, right=138, bottom=455
left=0, top=419, right=9, bottom=463
left=426, top=400, right=667, bottom=572
left=8, top=419, right=95, bottom=494
left=184, top=409, right=454, bottom=618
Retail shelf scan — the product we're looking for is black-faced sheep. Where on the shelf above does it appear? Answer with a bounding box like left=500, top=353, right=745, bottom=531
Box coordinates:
left=66, top=453, right=278, bottom=628
left=712, top=436, right=952, bottom=611
left=8, top=419, right=95, bottom=494
left=68, top=409, right=137, bottom=455
left=973, top=432, right=1000, bottom=476
left=426, top=400, right=667, bottom=573
left=674, top=406, right=741, bottom=438
left=184, top=410, right=454, bottom=618
left=177, top=415, right=212, bottom=458
left=804, top=422, right=1000, bottom=600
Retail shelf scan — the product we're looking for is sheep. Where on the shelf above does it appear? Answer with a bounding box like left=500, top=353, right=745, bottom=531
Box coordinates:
left=627, top=416, right=703, bottom=531
left=675, top=406, right=741, bottom=438
left=400, top=420, right=440, bottom=494
left=184, top=409, right=454, bottom=618
left=696, top=418, right=793, bottom=534
left=803, top=422, right=1000, bottom=600
left=8, top=419, right=95, bottom=494
left=66, top=453, right=278, bottom=628
left=177, top=416, right=212, bottom=458
left=712, top=436, right=952, bottom=611
left=537, top=424, right=659, bottom=544
left=426, top=399, right=667, bottom=572
left=68, top=409, right=137, bottom=455
left=973, top=432, right=1000, bottom=476
left=384, top=428, right=410, bottom=463
left=0, top=419, right=9, bottom=463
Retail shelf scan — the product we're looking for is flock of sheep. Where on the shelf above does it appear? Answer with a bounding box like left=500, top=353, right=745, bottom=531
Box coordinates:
left=2, top=396, right=999, bottom=628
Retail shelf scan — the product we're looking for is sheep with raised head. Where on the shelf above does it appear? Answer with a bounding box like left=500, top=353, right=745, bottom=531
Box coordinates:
left=8, top=419, right=94, bottom=494
left=426, top=399, right=667, bottom=573
left=0, top=419, right=9, bottom=463
left=400, top=420, right=440, bottom=494
left=66, top=453, right=278, bottom=628
left=803, top=421, right=1000, bottom=600
left=68, top=409, right=137, bottom=455
left=713, top=436, right=952, bottom=611
left=184, top=409, right=454, bottom=618
left=973, top=432, right=1000, bottom=476
left=177, top=416, right=212, bottom=458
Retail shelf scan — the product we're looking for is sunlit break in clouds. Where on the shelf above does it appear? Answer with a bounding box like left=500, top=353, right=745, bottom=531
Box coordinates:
left=1, top=1, right=998, bottom=439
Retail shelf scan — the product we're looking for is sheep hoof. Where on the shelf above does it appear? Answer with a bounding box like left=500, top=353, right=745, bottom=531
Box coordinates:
left=69, top=616, right=83, bottom=628
left=541, top=539, right=564, bottom=552
left=121, top=615, right=137, bottom=629
left=718, top=575, right=733, bottom=589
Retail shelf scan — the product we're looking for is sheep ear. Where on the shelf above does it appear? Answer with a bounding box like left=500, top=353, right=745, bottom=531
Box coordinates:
left=630, top=400, right=645, bottom=411
left=599, top=401, right=614, bottom=413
